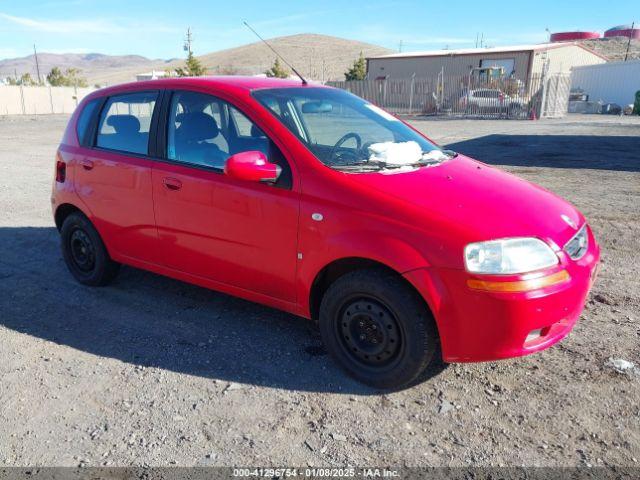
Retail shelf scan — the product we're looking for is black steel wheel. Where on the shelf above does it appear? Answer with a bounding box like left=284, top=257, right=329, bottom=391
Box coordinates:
left=338, top=297, right=402, bottom=368
left=319, top=268, right=438, bottom=390
left=69, top=228, right=96, bottom=273
left=60, top=212, right=120, bottom=286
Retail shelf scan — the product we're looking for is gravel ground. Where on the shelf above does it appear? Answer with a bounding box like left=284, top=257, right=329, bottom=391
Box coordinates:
left=0, top=114, right=638, bottom=468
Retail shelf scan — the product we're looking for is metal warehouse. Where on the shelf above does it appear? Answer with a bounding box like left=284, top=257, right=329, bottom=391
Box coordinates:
left=366, top=43, right=606, bottom=83
left=571, top=59, right=640, bottom=106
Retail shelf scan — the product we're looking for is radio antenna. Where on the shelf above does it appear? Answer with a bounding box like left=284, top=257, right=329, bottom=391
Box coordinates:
left=243, top=21, right=308, bottom=85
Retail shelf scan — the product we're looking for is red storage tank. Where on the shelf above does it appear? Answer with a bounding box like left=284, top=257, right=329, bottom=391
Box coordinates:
left=604, top=25, right=640, bottom=39
left=550, top=31, right=601, bottom=42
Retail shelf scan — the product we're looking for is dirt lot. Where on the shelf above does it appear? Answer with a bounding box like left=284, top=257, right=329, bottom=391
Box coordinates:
left=0, top=114, right=638, bottom=468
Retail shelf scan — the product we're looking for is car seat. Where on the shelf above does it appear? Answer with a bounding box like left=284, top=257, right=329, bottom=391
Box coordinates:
left=100, top=114, right=147, bottom=153
left=174, top=112, right=228, bottom=168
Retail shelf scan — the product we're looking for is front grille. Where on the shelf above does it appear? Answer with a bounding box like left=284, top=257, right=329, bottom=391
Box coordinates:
left=564, top=224, right=588, bottom=260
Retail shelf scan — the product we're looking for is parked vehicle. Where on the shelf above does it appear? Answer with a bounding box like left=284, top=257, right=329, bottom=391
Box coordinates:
left=52, top=77, right=600, bottom=389
left=459, top=88, right=525, bottom=116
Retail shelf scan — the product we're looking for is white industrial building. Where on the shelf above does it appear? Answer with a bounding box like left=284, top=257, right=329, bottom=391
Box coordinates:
left=367, top=43, right=607, bottom=83
left=570, top=60, right=640, bottom=106
left=136, top=70, right=171, bottom=82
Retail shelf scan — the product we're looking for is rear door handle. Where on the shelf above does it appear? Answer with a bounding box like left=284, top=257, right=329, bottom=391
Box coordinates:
left=163, top=177, right=182, bottom=191
left=80, top=159, right=94, bottom=170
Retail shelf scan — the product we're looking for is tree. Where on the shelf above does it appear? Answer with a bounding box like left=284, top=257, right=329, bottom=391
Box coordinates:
left=46, top=67, right=88, bottom=87
left=20, top=73, right=37, bottom=86
left=63, top=68, right=88, bottom=87
left=175, top=51, right=207, bottom=77
left=344, top=52, right=367, bottom=81
left=265, top=58, right=289, bottom=79
left=47, top=67, right=65, bottom=86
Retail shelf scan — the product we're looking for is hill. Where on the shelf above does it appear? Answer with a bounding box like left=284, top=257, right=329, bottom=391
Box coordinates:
left=579, top=37, right=640, bottom=61
left=0, top=53, right=171, bottom=86
left=181, top=33, right=393, bottom=81
left=0, top=34, right=392, bottom=86
left=99, top=33, right=393, bottom=85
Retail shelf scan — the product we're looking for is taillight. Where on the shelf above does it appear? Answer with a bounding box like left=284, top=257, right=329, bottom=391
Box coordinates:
left=56, top=153, right=66, bottom=183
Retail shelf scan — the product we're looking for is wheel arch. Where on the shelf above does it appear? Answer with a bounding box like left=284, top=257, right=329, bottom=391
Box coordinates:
left=308, top=257, right=434, bottom=323
left=54, top=203, right=85, bottom=231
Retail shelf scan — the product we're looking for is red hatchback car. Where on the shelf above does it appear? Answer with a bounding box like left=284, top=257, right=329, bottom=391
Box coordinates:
left=52, top=77, right=600, bottom=389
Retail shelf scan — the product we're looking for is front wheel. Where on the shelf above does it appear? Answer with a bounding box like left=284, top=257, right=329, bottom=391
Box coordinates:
left=319, top=269, right=438, bottom=389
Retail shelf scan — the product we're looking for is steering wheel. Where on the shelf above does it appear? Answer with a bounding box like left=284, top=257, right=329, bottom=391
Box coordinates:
left=328, top=132, right=362, bottom=164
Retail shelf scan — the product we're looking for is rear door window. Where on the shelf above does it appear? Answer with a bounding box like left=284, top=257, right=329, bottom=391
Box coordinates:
left=96, top=92, right=158, bottom=155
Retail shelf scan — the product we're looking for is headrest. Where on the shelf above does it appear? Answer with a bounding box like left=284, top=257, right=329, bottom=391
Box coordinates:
left=250, top=124, right=266, bottom=138
left=177, top=112, right=219, bottom=141
left=106, top=115, right=140, bottom=134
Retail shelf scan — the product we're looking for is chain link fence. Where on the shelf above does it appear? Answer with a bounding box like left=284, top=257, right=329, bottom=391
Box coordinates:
left=328, top=73, right=571, bottom=119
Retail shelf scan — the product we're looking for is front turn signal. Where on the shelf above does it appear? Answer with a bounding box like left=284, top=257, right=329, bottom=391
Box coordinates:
left=467, top=270, right=570, bottom=293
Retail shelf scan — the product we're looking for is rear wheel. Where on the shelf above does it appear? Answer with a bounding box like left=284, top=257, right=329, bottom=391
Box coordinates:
left=319, top=269, right=438, bottom=389
left=60, top=212, right=120, bottom=286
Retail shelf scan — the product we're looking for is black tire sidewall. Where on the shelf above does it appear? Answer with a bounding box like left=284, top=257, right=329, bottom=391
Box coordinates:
left=60, top=213, right=116, bottom=286
left=319, top=270, right=437, bottom=390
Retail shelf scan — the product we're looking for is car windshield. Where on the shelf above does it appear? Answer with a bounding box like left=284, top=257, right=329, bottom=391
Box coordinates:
left=252, top=87, right=452, bottom=171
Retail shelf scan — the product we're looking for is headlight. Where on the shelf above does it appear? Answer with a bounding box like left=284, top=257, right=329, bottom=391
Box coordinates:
left=464, top=238, right=558, bottom=274
left=564, top=225, right=588, bottom=260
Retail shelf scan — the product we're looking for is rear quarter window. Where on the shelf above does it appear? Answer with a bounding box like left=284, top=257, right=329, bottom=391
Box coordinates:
left=76, top=98, right=101, bottom=147
left=96, top=91, right=158, bottom=155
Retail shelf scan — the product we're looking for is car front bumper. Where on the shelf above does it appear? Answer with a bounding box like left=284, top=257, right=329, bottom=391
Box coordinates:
left=403, top=229, right=600, bottom=363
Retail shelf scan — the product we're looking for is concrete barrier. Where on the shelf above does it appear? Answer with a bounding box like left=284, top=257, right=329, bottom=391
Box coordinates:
left=0, top=86, right=96, bottom=115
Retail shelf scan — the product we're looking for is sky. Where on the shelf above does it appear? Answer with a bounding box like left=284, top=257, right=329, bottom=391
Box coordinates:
left=0, top=0, right=637, bottom=60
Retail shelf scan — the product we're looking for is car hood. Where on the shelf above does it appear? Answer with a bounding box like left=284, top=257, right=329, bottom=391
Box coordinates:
left=347, top=154, right=584, bottom=248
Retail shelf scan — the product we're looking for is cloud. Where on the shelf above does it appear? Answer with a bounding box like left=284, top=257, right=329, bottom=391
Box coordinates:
left=0, top=12, right=178, bottom=35
left=0, top=12, right=114, bottom=33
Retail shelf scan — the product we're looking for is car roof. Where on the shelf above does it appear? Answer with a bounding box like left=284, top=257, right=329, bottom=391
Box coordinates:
left=94, top=76, right=325, bottom=96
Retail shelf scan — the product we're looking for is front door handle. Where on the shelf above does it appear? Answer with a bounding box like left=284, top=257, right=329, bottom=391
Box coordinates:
left=80, top=159, right=94, bottom=170
left=163, top=177, right=182, bottom=191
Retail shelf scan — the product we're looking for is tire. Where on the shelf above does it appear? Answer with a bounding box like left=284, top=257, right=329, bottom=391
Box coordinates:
left=319, top=268, right=438, bottom=390
left=509, top=103, right=523, bottom=118
left=60, top=212, right=120, bottom=286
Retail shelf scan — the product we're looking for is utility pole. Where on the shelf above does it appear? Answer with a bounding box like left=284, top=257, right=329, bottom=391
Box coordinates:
left=475, top=33, right=479, bottom=48
left=398, top=40, right=403, bottom=53
left=624, top=22, right=635, bottom=61
left=183, top=27, right=193, bottom=56
left=33, top=44, right=41, bottom=84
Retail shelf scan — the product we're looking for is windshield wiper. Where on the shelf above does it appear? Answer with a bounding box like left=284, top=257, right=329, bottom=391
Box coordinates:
left=332, top=150, right=457, bottom=172
left=332, top=163, right=385, bottom=172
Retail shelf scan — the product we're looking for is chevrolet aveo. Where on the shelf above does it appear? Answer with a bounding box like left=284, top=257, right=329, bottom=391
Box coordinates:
left=52, top=77, right=600, bottom=389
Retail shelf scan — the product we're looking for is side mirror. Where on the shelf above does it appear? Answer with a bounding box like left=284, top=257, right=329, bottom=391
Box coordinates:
left=224, top=151, right=281, bottom=183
